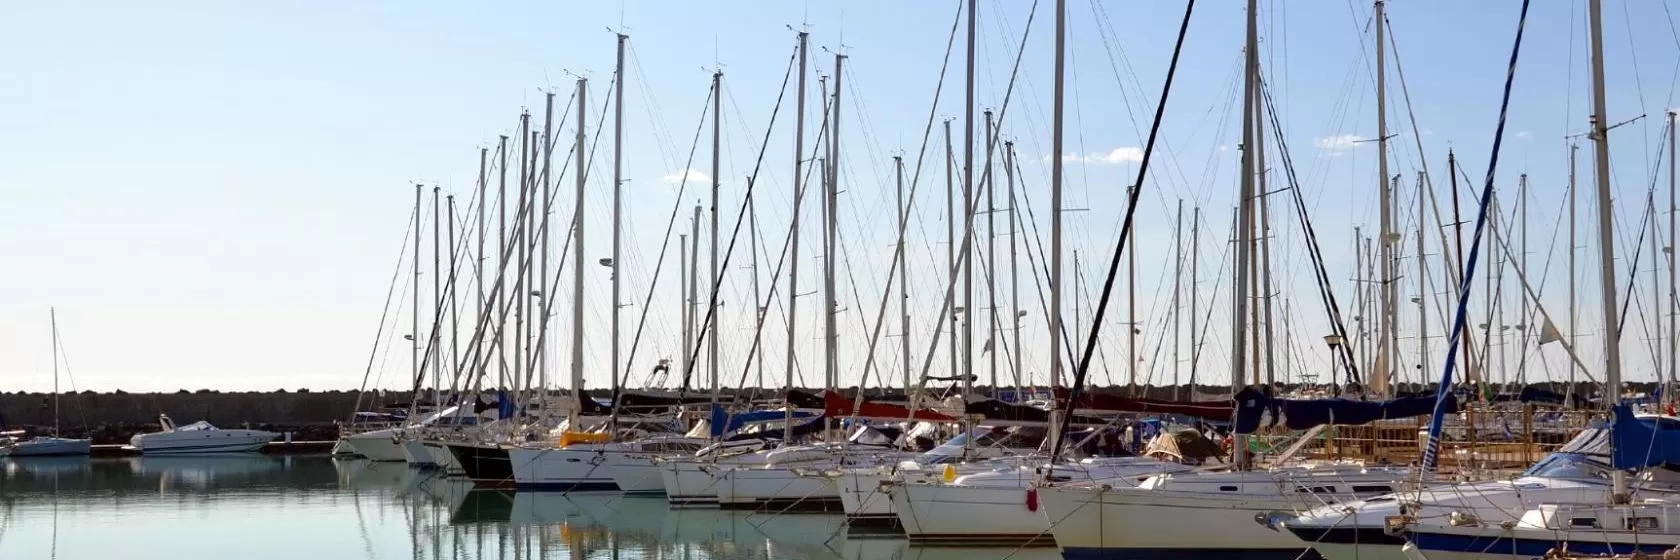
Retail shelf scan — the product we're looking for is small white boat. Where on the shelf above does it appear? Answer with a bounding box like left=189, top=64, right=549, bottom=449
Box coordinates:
left=0, top=436, right=91, bottom=457
left=343, top=428, right=407, bottom=461
left=125, top=414, right=278, bottom=455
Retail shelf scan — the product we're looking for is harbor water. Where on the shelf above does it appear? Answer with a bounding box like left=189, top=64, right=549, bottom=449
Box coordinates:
left=0, top=455, right=1061, bottom=559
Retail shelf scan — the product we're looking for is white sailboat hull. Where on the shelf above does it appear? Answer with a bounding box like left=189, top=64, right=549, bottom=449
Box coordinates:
left=343, top=429, right=407, bottom=462
left=892, top=481, right=1053, bottom=546
left=608, top=454, right=666, bottom=494
left=423, top=440, right=462, bottom=475
left=661, top=460, right=722, bottom=506
left=400, top=437, right=436, bottom=467
left=715, top=467, right=842, bottom=512
left=1, top=437, right=91, bottom=457
left=507, top=447, right=620, bottom=491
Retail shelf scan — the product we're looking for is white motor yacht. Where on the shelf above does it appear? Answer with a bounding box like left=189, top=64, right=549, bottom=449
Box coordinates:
left=125, top=414, right=278, bottom=455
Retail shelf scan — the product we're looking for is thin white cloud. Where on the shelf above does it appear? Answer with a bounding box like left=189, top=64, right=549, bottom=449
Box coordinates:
left=661, top=168, right=710, bottom=185
left=1040, top=146, right=1145, bottom=165
left=1315, top=134, right=1362, bottom=152
left=1514, top=130, right=1532, bottom=140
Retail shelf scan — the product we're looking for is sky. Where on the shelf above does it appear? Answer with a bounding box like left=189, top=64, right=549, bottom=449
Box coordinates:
left=2, top=1, right=1679, bottom=394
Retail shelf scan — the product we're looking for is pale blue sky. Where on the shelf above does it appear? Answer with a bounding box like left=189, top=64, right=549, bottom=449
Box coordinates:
left=2, top=1, right=1677, bottom=393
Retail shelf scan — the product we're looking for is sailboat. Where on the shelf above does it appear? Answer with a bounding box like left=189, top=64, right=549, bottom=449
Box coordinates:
left=0, top=309, right=91, bottom=458
left=1283, top=2, right=1680, bottom=559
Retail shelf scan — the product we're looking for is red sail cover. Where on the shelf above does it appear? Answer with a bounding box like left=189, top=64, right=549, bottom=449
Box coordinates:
left=1052, top=388, right=1234, bottom=420
left=822, top=391, right=958, bottom=422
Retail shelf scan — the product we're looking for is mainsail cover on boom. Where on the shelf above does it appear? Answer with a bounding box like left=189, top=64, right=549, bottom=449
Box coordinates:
left=1233, top=385, right=1456, bottom=435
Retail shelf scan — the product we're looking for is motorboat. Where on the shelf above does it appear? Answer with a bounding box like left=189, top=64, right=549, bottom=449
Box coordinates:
left=124, top=414, right=278, bottom=455
left=0, top=431, right=90, bottom=457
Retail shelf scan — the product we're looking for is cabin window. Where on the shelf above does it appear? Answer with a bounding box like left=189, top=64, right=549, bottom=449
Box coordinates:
left=1219, top=486, right=1241, bottom=492
left=1629, top=517, right=1660, bottom=530
left=1351, top=485, right=1393, bottom=493
left=1296, top=486, right=1335, bottom=494
left=1571, top=517, right=1602, bottom=529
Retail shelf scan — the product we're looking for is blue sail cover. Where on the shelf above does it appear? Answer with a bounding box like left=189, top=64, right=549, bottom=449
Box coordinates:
left=709, top=404, right=816, bottom=438
left=1234, top=385, right=1458, bottom=434
left=1611, top=403, right=1680, bottom=470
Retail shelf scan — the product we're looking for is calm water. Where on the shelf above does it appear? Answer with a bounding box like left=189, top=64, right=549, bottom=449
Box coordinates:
left=0, top=455, right=1061, bottom=560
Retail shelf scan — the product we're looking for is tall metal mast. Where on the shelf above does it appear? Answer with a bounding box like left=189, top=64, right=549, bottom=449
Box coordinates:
left=827, top=57, right=844, bottom=393
left=1374, top=0, right=1394, bottom=397
left=984, top=109, right=997, bottom=395
left=1587, top=0, right=1627, bottom=500
left=1048, top=0, right=1066, bottom=452
left=496, top=136, right=509, bottom=391
left=962, top=0, right=976, bottom=400
left=411, top=184, right=422, bottom=410
left=1006, top=142, right=1023, bottom=390
left=570, top=78, right=587, bottom=423
left=1233, top=0, right=1258, bottom=467
left=1417, top=172, right=1430, bottom=374
left=611, top=34, right=628, bottom=398
left=785, top=31, right=808, bottom=441
left=710, top=70, right=722, bottom=403
left=1670, top=111, right=1678, bottom=394
left=945, top=119, right=959, bottom=381
left=1174, top=200, right=1184, bottom=392
left=897, top=156, right=912, bottom=391
left=1568, top=145, right=1579, bottom=395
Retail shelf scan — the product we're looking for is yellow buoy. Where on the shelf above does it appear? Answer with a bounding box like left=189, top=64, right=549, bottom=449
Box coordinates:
left=942, top=464, right=957, bottom=483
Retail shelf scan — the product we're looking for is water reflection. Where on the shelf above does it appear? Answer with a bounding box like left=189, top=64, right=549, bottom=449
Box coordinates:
left=0, top=455, right=1058, bottom=560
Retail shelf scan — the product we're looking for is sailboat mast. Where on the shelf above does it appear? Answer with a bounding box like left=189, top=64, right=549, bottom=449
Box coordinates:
left=1374, top=0, right=1394, bottom=398
left=691, top=206, right=701, bottom=393
left=786, top=31, right=808, bottom=441
left=612, top=34, right=627, bottom=400
left=1174, top=200, right=1183, bottom=393
left=897, top=155, right=912, bottom=392
left=474, top=148, right=487, bottom=394
left=1233, top=0, right=1258, bottom=467
left=962, top=0, right=976, bottom=403
left=431, top=187, right=443, bottom=405
left=1568, top=146, right=1579, bottom=397
left=50, top=307, right=59, bottom=435
left=680, top=234, right=690, bottom=384
left=411, top=184, right=422, bottom=411
left=448, top=194, right=460, bottom=400
left=1417, top=172, right=1429, bottom=374
left=496, top=136, right=510, bottom=392
left=1587, top=0, right=1626, bottom=499
left=570, top=77, right=587, bottom=424
left=710, top=70, right=723, bottom=404
left=1190, top=206, right=1200, bottom=391
left=1006, top=142, right=1023, bottom=391
left=946, top=119, right=959, bottom=381
left=828, top=57, right=844, bottom=394
left=1130, top=185, right=1140, bottom=390
left=514, top=115, right=529, bottom=403
left=539, top=94, right=554, bottom=392
left=1670, top=111, right=1678, bottom=395
left=1048, top=0, right=1065, bottom=452
left=985, top=110, right=997, bottom=395
left=1255, top=71, right=1276, bottom=387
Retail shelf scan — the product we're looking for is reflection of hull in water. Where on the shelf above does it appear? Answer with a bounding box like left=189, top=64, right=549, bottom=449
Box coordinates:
left=333, top=458, right=416, bottom=491
left=2, top=455, right=91, bottom=477
left=450, top=490, right=517, bottom=524
left=129, top=454, right=281, bottom=487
